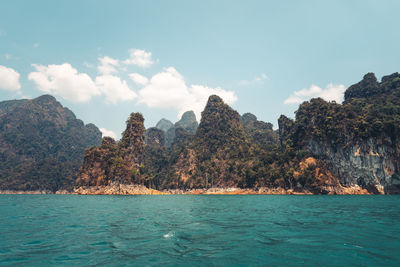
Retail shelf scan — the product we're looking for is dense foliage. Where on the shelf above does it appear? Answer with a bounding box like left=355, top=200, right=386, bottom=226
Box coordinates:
left=4, top=72, right=400, bottom=194
left=76, top=113, right=146, bottom=186
left=282, top=73, right=400, bottom=149
left=0, top=95, right=102, bottom=191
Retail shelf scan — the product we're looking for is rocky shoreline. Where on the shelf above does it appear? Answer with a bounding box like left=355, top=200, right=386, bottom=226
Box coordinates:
left=0, top=183, right=374, bottom=195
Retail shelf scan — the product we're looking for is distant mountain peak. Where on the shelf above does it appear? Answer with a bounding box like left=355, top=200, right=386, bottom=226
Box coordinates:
left=155, top=118, right=173, bottom=132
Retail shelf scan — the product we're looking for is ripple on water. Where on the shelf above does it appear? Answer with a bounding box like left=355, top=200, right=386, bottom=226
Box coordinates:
left=0, top=195, right=399, bottom=266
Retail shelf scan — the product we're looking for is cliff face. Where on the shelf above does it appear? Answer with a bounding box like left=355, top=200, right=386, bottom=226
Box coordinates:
left=281, top=73, right=400, bottom=194
left=304, top=137, right=400, bottom=194
left=76, top=112, right=146, bottom=187
left=0, top=95, right=102, bottom=191
left=72, top=72, right=400, bottom=194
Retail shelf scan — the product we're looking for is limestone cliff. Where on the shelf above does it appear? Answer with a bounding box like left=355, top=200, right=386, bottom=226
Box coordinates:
left=280, top=73, right=400, bottom=194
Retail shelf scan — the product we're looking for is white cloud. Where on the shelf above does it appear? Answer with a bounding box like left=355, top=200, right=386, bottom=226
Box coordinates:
left=97, top=56, right=120, bottom=75
left=138, top=67, right=237, bottom=119
left=123, top=49, right=154, bottom=68
left=239, top=73, right=269, bottom=86
left=0, top=65, right=21, bottom=91
left=28, top=63, right=100, bottom=103
left=284, top=83, right=346, bottom=105
left=100, top=127, right=117, bottom=139
left=129, top=73, right=149, bottom=86
left=95, top=75, right=137, bottom=104
left=33, top=43, right=39, bottom=48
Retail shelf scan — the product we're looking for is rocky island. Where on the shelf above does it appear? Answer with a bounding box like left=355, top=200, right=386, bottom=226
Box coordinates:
left=1, top=72, right=400, bottom=194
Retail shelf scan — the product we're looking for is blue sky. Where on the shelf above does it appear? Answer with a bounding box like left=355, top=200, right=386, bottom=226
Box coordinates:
left=0, top=0, right=399, bottom=138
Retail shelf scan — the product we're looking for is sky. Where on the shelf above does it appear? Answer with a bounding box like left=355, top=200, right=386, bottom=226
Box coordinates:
left=0, top=0, right=399, bottom=139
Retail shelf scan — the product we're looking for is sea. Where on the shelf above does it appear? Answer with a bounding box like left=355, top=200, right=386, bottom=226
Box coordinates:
left=0, top=195, right=399, bottom=266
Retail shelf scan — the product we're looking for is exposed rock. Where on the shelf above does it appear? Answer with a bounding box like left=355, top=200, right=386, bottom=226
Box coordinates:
left=283, top=73, right=400, bottom=194
left=74, top=181, right=167, bottom=195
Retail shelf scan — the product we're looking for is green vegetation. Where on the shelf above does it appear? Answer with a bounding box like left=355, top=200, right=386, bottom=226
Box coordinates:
left=0, top=95, right=102, bottom=191
left=3, top=72, right=400, bottom=194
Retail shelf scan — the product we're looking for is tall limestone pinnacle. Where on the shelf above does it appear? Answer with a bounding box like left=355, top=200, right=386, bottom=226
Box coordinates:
left=76, top=112, right=146, bottom=186
left=169, top=95, right=252, bottom=188
left=72, top=72, right=400, bottom=194
left=195, top=95, right=248, bottom=154
left=120, top=113, right=145, bottom=167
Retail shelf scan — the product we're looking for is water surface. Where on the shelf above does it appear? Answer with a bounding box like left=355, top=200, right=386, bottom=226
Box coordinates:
left=0, top=195, right=399, bottom=266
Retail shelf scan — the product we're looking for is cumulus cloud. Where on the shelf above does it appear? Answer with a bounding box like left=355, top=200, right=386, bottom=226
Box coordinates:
left=129, top=73, right=149, bottom=86
left=95, top=75, right=137, bottom=104
left=0, top=65, right=21, bottom=91
left=28, top=63, right=100, bottom=103
left=97, top=56, right=120, bottom=75
left=100, top=127, right=117, bottom=139
left=123, top=49, right=154, bottom=68
left=284, top=84, right=346, bottom=105
left=138, top=67, right=237, bottom=119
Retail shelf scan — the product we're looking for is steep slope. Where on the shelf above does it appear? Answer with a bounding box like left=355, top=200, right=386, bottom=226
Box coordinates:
left=76, top=112, right=146, bottom=187
left=170, top=95, right=253, bottom=188
left=0, top=95, right=102, bottom=191
left=143, top=127, right=168, bottom=189
left=279, top=73, right=400, bottom=193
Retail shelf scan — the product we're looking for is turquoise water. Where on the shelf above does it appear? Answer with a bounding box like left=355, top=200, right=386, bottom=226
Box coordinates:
left=0, top=195, right=399, bottom=266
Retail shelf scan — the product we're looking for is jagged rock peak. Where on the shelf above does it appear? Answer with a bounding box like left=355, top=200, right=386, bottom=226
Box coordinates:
left=156, top=118, right=173, bottom=132
left=175, top=110, right=198, bottom=133
left=120, top=112, right=145, bottom=156
left=206, top=94, right=224, bottom=106
left=179, top=111, right=197, bottom=124
left=196, top=94, right=246, bottom=153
